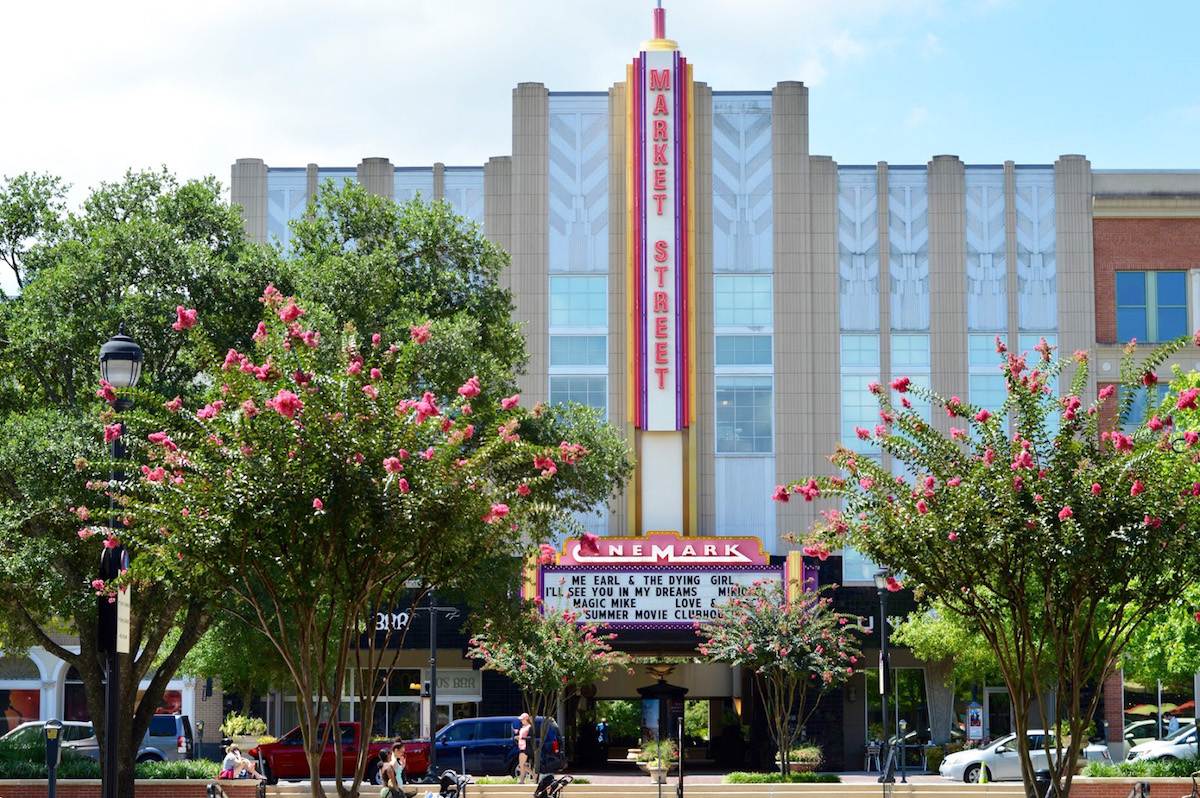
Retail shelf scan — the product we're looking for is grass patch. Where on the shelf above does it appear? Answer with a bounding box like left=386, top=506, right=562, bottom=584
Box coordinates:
left=137, top=759, right=220, bottom=779
left=725, top=771, right=841, bottom=784
left=1083, top=757, right=1200, bottom=778
left=0, top=743, right=219, bottom=780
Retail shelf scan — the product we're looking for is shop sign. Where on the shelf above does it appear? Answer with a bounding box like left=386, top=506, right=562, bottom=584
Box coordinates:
left=967, top=702, right=984, bottom=740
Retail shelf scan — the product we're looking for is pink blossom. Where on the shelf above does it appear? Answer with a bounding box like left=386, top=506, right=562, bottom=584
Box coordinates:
left=312, top=498, right=324, bottom=512
left=855, top=426, right=871, bottom=440
left=983, top=448, right=996, bottom=466
left=517, top=483, right=532, bottom=497
left=859, top=478, right=874, bottom=490
left=1058, top=506, right=1074, bottom=521
left=223, top=348, right=244, bottom=370
left=974, top=409, right=992, bottom=423
left=103, top=423, right=122, bottom=443
left=948, top=476, right=962, bottom=487
left=1142, top=371, right=1159, bottom=387
left=1112, top=432, right=1134, bottom=452
left=409, top=323, right=431, bottom=344
left=266, top=389, right=304, bottom=419
left=241, top=399, right=259, bottom=418
left=1090, top=483, right=1102, bottom=496
left=482, top=503, right=510, bottom=524
left=91, top=578, right=106, bottom=592
left=772, top=485, right=790, bottom=503
left=1012, top=476, right=1024, bottom=492
left=1130, top=479, right=1146, bottom=497
left=362, top=384, right=379, bottom=400
left=885, top=576, right=902, bottom=593
left=947, top=532, right=959, bottom=541
left=421, top=447, right=435, bottom=460
left=398, top=478, right=411, bottom=493
left=196, top=402, right=221, bottom=421
left=74, top=506, right=90, bottom=521
left=369, top=368, right=382, bottom=381
left=96, top=380, right=117, bottom=404
left=384, top=457, right=404, bottom=474
left=103, top=536, right=119, bottom=549
left=500, top=393, right=520, bottom=410
left=300, top=330, right=320, bottom=349
left=950, top=427, right=966, bottom=440
left=1144, top=514, right=1162, bottom=529
left=278, top=299, right=304, bottom=323
left=994, top=336, right=1007, bottom=354
left=163, top=395, right=183, bottom=413
left=172, top=305, right=198, bottom=331
left=414, top=391, right=441, bottom=423
left=1062, top=395, right=1082, bottom=420
left=141, top=465, right=165, bottom=483
left=794, top=478, right=820, bottom=501
left=252, top=322, right=268, bottom=342
left=580, top=532, right=601, bottom=555
left=1148, top=415, right=1165, bottom=431
left=916, top=499, right=929, bottom=514
left=1177, top=388, right=1200, bottom=411
left=537, top=544, right=556, bottom=565
left=1099, top=385, right=1116, bottom=401
left=458, top=376, right=482, bottom=398
left=346, top=359, right=363, bottom=376
left=534, top=455, right=558, bottom=477
left=946, top=396, right=964, bottom=416
left=78, top=527, right=95, bottom=541
left=891, top=376, right=911, bottom=393
left=371, top=332, right=382, bottom=346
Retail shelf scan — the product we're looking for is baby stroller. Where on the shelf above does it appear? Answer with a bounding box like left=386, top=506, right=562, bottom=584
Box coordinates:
left=438, top=769, right=472, bottom=798
left=533, top=774, right=573, bottom=798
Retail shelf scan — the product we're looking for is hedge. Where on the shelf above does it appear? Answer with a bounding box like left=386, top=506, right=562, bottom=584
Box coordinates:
left=1083, top=757, right=1200, bottom=778
left=725, top=772, right=841, bottom=783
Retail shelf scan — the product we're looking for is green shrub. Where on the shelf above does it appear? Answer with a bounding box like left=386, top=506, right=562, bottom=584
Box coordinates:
left=220, top=713, right=268, bottom=738
left=135, top=759, right=221, bottom=779
left=725, top=771, right=841, bottom=783
left=924, top=745, right=946, bottom=774
left=0, top=743, right=101, bottom=779
left=1083, top=757, right=1200, bottom=778
left=636, top=740, right=677, bottom=766
left=776, top=744, right=822, bottom=765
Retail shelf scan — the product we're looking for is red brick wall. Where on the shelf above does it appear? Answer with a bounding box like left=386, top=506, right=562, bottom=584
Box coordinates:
left=1101, top=669, right=1125, bottom=744
left=1093, top=218, right=1200, bottom=344
left=0, top=781, right=259, bottom=798
left=1073, top=778, right=1198, bottom=798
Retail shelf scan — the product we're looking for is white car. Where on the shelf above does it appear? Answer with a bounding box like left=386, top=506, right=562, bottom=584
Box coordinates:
left=1126, top=725, right=1199, bottom=762
left=940, top=730, right=1111, bottom=783
left=0, top=721, right=95, bottom=749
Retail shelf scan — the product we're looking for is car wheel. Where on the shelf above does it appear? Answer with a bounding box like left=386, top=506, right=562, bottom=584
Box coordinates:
left=261, top=761, right=277, bottom=785
left=136, top=753, right=162, bottom=764
left=963, top=763, right=985, bottom=783
left=1157, top=756, right=1178, bottom=762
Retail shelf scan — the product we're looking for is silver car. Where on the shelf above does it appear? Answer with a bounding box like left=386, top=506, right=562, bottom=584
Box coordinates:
left=75, top=714, right=194, bottom=762
left=0, top=720, right=95, bottom=749
left=1126, top=725, right=1199, bottom=762
left=939, top=730, right=1111, bottom=783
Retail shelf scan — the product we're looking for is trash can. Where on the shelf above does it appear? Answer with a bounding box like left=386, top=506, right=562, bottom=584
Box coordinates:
left=1034, top=769, right=1053, bottom=798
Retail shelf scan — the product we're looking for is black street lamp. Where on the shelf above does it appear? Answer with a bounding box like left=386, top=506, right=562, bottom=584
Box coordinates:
left=98, top=324, right=142, bottom=798
left=873, top=569, right=895, bottom=784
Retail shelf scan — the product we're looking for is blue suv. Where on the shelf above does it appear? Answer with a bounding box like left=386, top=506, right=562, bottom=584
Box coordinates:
left=434, top=716, right=564, bottom=777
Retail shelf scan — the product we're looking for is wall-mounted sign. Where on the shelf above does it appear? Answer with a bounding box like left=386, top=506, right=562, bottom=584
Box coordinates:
left=536, top=533, right=791, bottom=630
left=967, top=702, right=984, bottom=741
left=628, top=33, right=695, bottom=432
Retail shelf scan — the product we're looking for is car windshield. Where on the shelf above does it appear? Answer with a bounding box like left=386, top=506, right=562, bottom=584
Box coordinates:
left=991, top=734, right=1016, bottom=750
left=1165, top=725, right=1196, bottom=742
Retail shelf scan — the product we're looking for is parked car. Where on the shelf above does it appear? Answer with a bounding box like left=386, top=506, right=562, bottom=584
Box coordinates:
left=1126, top=724, right=1199, bottom=762
left=1123, top=718, right=1195, bottom=751
left=939, top=730, right=1111, bottom=783
left=434, top=716, right=564, bottom=777
left=73, top=714, right=194, bottom=763
left=0, top=720, right=95, bottom=750
left=248, top=721, right=430, bottom=784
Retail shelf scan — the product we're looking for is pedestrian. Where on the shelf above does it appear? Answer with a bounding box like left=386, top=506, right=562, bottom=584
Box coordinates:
left=596, top=718, right=610, bottom=764
left=515, top=713, right=534, bottom=784
left=219, top=744, right=239, bottom=780
left=377, top=749, right=393, bottom=793
left=1166, top=713, right=1180, bottom=736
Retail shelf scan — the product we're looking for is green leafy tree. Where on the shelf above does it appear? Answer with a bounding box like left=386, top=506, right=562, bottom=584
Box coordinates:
left=105, top=284, right=629, bottom=798
left=468, top=605, right=632, bottom=775
left=892, top=603, right=1002, bottom=690
left=0, top=169, right=283, bottom=797
left=697, top=583, right=863, bottom=774
left=177, top=615, right=292, bottom=715
left=785, top=336, right=1200, bottom=797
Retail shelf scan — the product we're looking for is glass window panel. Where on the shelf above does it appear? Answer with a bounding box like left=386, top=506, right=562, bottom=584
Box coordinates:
left=549, top=95, right=608, bottom=273
left=1157, top=271, right=1186, bottom=300
left=715, top=335, right=772, bottom=366
left=969, top=375, right=1007, bottom=414
left=841, top=545, right=882, bottom=584
left=1017, top=333, right=1057, bottom=354
left=0, top=689, right=39, bottom=735
left=550, top=376, right=607, bottom=414
left=716, top=376, right=773, bottom=453
left=968, top=334, right=1002, bottom=368
left=1117, top=308, right=1148, bottom=343
left=840, top=334, right=880, bottom=369
left=393, top=169, right=434, bottom=204
left=550, top=335, right=607, bottom=367
left=1116, top=272, right=1147, bottom=306
left=550, top=276, right=608, bottom=328
left=1119, top=385, right=1171, bottom=433
left=841, top=374, right=880, bottom=453
left=714, top=275, right=773, bottom=327
left=1158, top=307, right=1188, bottom=341
left=267, top=170, right=308, bottom=250
left=891, top=334, right=930, bottom=371
left=712, top=95, right=773, bottom=274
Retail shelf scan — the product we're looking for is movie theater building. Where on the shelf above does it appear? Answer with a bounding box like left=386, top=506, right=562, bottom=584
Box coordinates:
left=226, top=5, right=1200, bottom=769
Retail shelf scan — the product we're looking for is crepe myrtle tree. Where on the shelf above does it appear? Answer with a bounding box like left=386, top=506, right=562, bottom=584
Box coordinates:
left=467, top=603, right=631, bottom=776
left=91, top=289, right=630, bottom=798
left=696, top=582, right=863, bottom=774
left=778, top=334, right=1200, bottom=798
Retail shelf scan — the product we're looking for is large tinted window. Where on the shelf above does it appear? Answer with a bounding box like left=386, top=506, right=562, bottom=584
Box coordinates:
left=1116, top=271, right=1187, bottom=343
left=479, top=721, right=513, bottom=741
left=148, top=716, right=175, bottom=737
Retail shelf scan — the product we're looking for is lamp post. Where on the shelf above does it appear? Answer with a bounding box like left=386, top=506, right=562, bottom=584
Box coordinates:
left=873, top=570, right=894, bottom=783
left=98, top=325, right=143, bottom=798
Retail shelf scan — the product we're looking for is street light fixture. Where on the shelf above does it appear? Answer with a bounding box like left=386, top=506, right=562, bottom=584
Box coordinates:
left=874, top=569, right=895, bottom=784
left=98, top=325, right=142, bottom=798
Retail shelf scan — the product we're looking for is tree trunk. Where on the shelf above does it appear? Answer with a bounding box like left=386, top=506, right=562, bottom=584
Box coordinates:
left=306, top=750, right=327, bottom=798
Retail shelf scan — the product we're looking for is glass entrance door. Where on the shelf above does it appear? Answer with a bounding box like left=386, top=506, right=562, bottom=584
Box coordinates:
left=985, top=689, right=1013, bottom=741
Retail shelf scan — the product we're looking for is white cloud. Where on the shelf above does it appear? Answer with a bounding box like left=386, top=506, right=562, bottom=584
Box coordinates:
left=0, top=0, right=943, bottom=207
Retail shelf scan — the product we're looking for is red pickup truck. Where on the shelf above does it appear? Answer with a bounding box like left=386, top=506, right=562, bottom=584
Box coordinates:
left=249, top=721, right=430, bottom=784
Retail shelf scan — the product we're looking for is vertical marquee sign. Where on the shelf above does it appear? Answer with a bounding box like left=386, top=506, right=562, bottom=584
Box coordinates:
left=628, top=6, right=696, bottom=433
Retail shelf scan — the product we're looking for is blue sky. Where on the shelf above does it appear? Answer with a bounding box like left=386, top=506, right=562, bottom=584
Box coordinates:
left=1, top=0, right=1197, bottom=205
